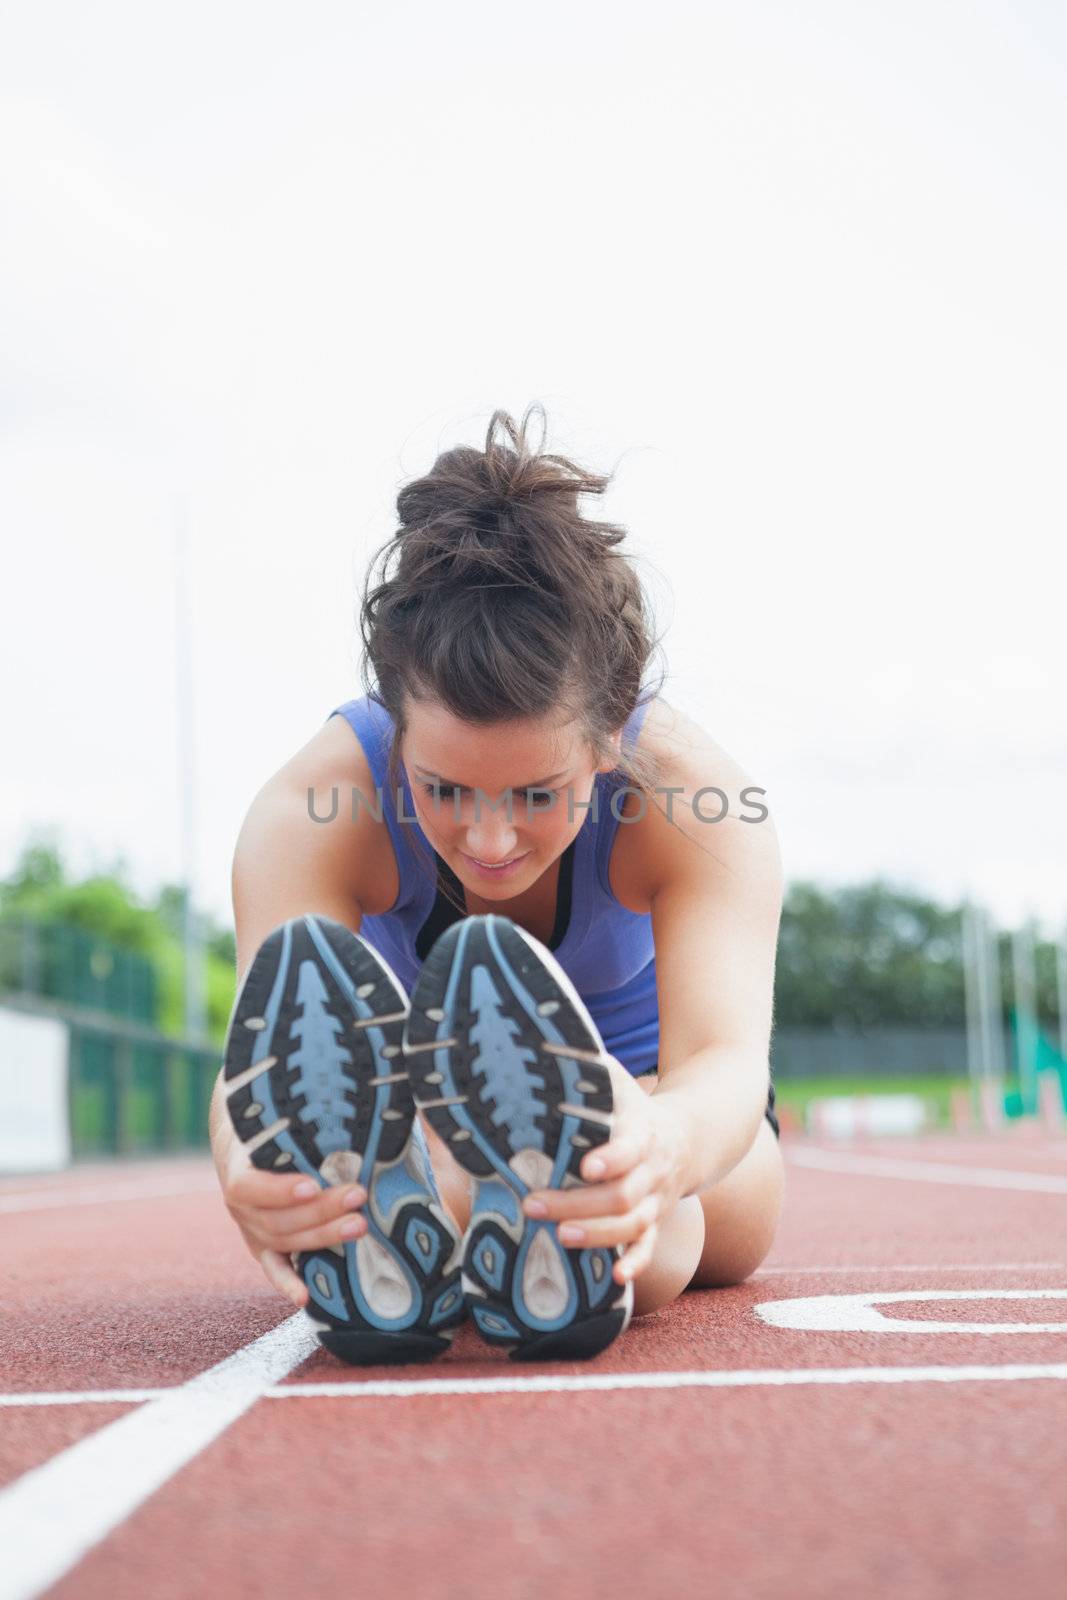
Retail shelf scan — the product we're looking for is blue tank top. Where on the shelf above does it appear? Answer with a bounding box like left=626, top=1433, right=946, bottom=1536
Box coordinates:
left=325, top=693, right=659, bottom=1076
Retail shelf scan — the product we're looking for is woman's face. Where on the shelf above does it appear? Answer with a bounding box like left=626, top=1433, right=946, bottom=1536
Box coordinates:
left=401, top=698, right=622, bottom=897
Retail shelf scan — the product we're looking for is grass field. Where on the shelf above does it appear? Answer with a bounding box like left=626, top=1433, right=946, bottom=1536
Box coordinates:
left=774, top=1074, right=970, bottom=1129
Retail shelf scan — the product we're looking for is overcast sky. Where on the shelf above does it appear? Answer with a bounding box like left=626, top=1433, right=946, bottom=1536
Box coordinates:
left=3, top=1, right=1065, bottom=936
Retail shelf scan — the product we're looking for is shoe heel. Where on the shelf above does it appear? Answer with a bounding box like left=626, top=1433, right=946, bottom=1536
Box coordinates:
left=463, top=1210, right=630, bottom=1360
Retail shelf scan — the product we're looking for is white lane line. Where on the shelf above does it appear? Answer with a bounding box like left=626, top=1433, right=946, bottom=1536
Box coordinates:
left=0, top=1391, right=161, bottom=1408
left=6, top=1359, right=1067, bottom=1410
left=0, top=1163, right=213, bottom=1194
left=0, top=1178, right=218, bottom=1214
left=754, top=1262, right=1065, bottom=1275
left=893, top=1140, right=1067, bottom=1162
left=0, top=1315, right=317, bottom=1600
left=786, top=1147, right=1067, bottom=1193
left=266, top=1362, right=1067, bottom=1397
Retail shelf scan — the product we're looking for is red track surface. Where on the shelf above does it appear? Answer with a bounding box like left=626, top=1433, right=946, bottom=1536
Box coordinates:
left=2, top=1131, right=1065, bottom=1599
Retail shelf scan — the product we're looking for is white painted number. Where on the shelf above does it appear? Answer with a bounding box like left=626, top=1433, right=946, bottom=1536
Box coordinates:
left=756, top=1288, right=1067, bottom=1334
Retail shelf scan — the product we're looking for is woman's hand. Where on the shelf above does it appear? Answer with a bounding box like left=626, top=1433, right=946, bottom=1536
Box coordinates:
left=521, top=1058, right=690, bottom=1286
left=216, top=1129, right=369, bottom=1309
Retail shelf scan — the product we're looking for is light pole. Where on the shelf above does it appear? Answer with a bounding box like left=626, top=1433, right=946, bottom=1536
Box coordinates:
left=173, top=496, right=206, bottom=1044
left=1010, top=917, right=1039, bottom=1116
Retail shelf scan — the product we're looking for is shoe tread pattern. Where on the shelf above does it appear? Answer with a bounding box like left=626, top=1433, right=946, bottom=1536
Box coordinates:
left=223, top=915, right=463, bottom=1362
left=405, top=914, right=631, bottom=1360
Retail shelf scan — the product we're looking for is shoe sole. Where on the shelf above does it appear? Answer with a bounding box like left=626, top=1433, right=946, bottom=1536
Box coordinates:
left=403, top=914, right=633, bottom=1361
left=222, top=914, right=464, bottom=1364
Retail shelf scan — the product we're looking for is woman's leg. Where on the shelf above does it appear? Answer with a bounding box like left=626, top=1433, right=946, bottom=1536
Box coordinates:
left=420, top=1114, right=473, bottom=1230
left=690, top=1113, right=785, bottom=1286
left=632, top=1074, right=786, bottom=1309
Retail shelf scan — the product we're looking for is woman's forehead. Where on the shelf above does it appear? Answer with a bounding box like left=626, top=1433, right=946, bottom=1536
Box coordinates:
left=401, top=700, right=585, bottom=787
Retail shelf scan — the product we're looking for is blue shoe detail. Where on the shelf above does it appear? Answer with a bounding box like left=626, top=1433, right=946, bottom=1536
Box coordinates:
left=304, top=1255, right=350, bottom=1322
left=243, top=923, right=324, bottom=1186
left=374, top=1149, right=439, bottom=1225
left=512, top=1222, right=579, bottom=1332
left=470, top=1229, right=509, bottom=1294
left=303, top=915, right=397, bottom=1187
left=471, top=1304, right=522, bottom=1341
left=471, top=1178, right=521, bottom=1228
left=468, top=963, right=544, bottom=1153
left=405, top=1215, right=441, bottom=1275
left=342, top=1234, right=423, bottom=1333
left=415, top=925, right=549, bottom=1194
left=580, top=1249, right=614, bottom=1309
left=290, top=960, right=357, bottom=1154
left=429, top=1283, right=464, bottom=1328
left=409, top=1116, right=443, bottom=1205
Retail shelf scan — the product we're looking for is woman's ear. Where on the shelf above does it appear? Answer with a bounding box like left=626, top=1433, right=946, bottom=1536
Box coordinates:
left=595, top=728, right=625, bottom=775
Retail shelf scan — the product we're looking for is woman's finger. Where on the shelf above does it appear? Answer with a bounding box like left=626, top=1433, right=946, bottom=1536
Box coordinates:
left=251, top=1185, right=366, bottom=1238
left=258, top=1248, right=310, bottom=1308
left=523, top=1163, right=653, bottom=1222
left=614, top=1225, right=658, bottom=1285
left=556, top=1193, right=660, bottom=1250
left=261, top=1211, right=368, bottom=1256
left=227, top=1168, right=355, bottom=1212
left=578, top=1129, right=650, bottom=1184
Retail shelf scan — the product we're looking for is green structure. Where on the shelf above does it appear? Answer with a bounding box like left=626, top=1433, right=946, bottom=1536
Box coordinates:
left=1003, top=1008, right=1067, bottom=1119
left=1, top=918, right=219, bottom=1159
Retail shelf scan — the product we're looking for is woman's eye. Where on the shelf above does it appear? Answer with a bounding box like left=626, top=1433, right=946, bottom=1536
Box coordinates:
left=420, top=783, right=555, bottom=808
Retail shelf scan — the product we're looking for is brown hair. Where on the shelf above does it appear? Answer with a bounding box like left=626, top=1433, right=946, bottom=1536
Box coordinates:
left=358, top=404, right=667, bottom=909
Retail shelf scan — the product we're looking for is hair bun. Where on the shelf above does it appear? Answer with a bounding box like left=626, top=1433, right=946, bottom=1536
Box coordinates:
left=396, top=407, right=600, bottom=537
left=361, top=402, right=662, bottom=748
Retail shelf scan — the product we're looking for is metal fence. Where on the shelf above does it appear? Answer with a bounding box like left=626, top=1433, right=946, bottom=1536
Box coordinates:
left=770, top=1025, right=1004, bottom=1079
left=0, top=918, right=158, bottom=1024
left=2, top=990, right=219, bottom=1158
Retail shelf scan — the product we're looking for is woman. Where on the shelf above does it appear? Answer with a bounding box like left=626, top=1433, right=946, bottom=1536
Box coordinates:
left=211, top=405, right=785, bottom=1364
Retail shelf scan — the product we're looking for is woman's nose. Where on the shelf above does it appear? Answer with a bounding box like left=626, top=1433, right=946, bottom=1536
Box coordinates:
left=465, top=807, right=520, bottom=862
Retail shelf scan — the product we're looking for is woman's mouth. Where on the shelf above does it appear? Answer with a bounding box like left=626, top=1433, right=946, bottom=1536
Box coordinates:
left=459, top=850, right=530, bottom=880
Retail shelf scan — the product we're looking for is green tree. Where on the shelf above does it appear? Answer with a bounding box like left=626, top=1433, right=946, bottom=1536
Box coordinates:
left=774, top=879, right=966, bottom=1027
left=0, top=836, right=238, bottom=1045
left=774, top=879, right=1063, bottom=1029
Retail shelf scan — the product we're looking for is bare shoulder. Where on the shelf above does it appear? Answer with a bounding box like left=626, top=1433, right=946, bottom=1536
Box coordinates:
left=611, top=695, right=782, bottom=910
left=235, top=712, right=400, bottom=919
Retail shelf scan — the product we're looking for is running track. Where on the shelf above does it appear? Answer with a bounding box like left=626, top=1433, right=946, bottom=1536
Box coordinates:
left=2, top=1130, right=1065, bottom=1599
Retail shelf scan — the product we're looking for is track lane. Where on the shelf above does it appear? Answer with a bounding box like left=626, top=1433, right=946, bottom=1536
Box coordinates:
left=1, top=1138, right=1065, bottom=1599
left=47, top=1376, right=1065, bottom=1600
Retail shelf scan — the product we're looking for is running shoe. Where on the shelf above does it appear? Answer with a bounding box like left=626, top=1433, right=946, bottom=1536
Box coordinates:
left=222, top=915, right=465, bottom=1364
left=404, top=914, right=633, bottom=1360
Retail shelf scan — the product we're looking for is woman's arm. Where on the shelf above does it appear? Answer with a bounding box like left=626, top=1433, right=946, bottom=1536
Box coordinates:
left=521, top=716, right=784, bottom=1283
left=643, top=797, right=783, bottom=1194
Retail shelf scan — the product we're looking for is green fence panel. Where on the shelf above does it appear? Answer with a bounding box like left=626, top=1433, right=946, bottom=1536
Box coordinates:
left=69, top=1029, right=121, bottom=1157
left=127, top=1043, right=167, bottom=1152
left=770, top=1026, right=1009, bottom=1079
left=64, top=1024, right=219, bottom=1157
left=0, top=919, right=158, bottom=1025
